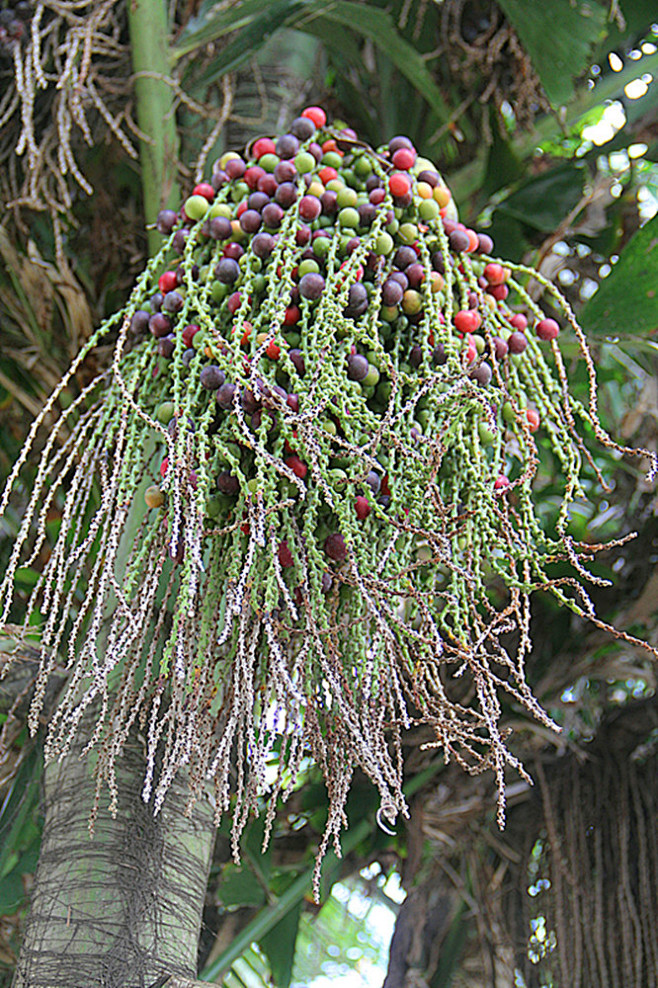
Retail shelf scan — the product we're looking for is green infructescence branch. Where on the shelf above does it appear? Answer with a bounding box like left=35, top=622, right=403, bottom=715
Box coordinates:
left=127, top=0, right=180, bottom=256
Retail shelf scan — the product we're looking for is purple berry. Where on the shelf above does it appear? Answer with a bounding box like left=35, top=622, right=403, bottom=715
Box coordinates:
left=449, top=229, right=470, bottom=253
left=209, top=216, right=232, bottom=240
left=240, top=209, right=262, bottom=234
left=156, top=209, right=178, bottom=235
left=289, top=349, right=305, bottom=376
left=276, top=133, right=299, bottom=159
left=200, top=366, right=225, bottom=391
left=382, top=279, right=403, bottom=306
left=251, top=232, right=274, bottom=259
left=217, top=471, right=239, bottom=495
left=470, top=361, right=492, bottom=386
left=149, top=313, right=172, bottom=338
left=215, top=258, right=240, bottom=285
left=262, top=202, right=285, bottom=227
left=508, top=332, right=528, bottom=355
left=347, top=352, right=369, bottom=381
left=130, top=310, right=150, bottom=335
left=344, top=283, right=368, bottom=319
left=324, top=532, right=347, bottom=562
left=290, top=116, right=316, bottom=140
left=162, top=291, right=184, bottom=314
left=216, top=382, right=236, bottom=409
left=299, top=272, right=325, bottom=301
left=157, top=334, right=176, bottom=358
left=274, top=184, right=297, bottom=209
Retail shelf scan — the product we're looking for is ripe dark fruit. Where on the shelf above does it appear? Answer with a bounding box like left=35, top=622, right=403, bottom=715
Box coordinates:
left=289, top=349, right=306, bottom=376
left=471, top=361, right=492, bottom=387
left=508, top=331, right=528, bottom=355
left=355, top=496, right=371, bottom=520
left=200, top=366, right=225, bottom=391
left=130, top=310, right=150, bottom=335
left=217, top=471, right=239, bottom=495
left=278, top=540, right=295, bottom=568
left=162, top=291, right=184, bottom=314
left=216, top=382, right=237, bottom=409
left=149, top=313, right=172, bottom=338
left=215, top=258, right=240, bottom=284
left=347, top=353, right=369, bottom=381
left=156, top=209, right=178, bottom=235
left=344, top=283, right=368, bottom=319
left=324, top=532, right=347, bottom=561
left=448, top=229, right=470, bottom=253
left=209, top=216, right=232, bottom=240
left=536, top=318, right=560, bottom=341
left=299, top=273, right=325, bottom=301
left=290, top=116, right=316, bottom=140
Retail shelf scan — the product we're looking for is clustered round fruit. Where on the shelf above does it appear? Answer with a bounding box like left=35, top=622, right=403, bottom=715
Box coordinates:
left=132, top=104, right=568, bottom=579
left=6, top=107, right=648, bottom=880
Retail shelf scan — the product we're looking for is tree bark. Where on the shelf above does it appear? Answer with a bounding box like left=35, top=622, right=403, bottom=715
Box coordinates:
left=12, top=725, right=215, bottom=988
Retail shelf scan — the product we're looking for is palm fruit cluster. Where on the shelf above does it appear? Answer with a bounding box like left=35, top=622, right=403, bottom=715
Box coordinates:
left=1, top=106, right=653, bottom=890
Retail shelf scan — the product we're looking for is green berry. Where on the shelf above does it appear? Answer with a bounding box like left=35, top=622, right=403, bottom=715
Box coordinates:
left=336, top=186, right=357, bottom=209
left=374, top=232, right=394, bottom=256
left=338, top=207, right=360, bottom=228
left=156, top=401, right=175, bottom=425
left=294, top=151, right=316, bottom=174
left=184, top=195, right=210, bottom=221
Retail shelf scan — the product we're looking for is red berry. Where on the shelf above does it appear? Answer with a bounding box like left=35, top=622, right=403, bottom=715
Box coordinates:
left=181, top=323, right=200, bottom=347
left=464, top=339, right=477, bottom=363
left=391, top=147, right=416, bottom=170
left=266, top=341, right=281, bottom=360
left=355, top=496, right=371, bottom=520
left=236, top=201, right=248, bottom=218
left=454, top=309, right=481, bottom=334
left=284, top=305, right=301, bottom=326
left=158, top=270, right=178, bottom=294
left=302, top=105, right=327, bottom=127
left=483, top=263, right=508, bottom=286
left=278, top=540, right=294, bottom=568
left=192, top=182, right=215, bottom=202
left=252, top=137, right=276, bottom=160
left=536, top=318, right=560, bottom=341
left=494, top=475, right=510, bottom=491
left=285, top=455, right=307, bottom=479
left=488, top=284, right=509, bottom=301
left=244, top=166, right=265, bottom=189
left=160, top=457, right=169, bottom=478
left=319, top=166, right=338, bottom=184
left=526, top=409, right=540, bottom=432
left=389, top=172, right=411, bottom=198
left=324, top=532, right=347, bottom=561
left=230, top=292, right=248, bottom=315
left=509, top=313, right=528, bottom=331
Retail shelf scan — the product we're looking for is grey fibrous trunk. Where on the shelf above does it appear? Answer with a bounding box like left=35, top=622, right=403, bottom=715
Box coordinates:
left=12, top=726, right=215, bottom=988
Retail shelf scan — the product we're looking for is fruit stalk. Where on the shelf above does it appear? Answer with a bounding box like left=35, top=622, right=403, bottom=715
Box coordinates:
left=127, top=0, right=180, bottom=255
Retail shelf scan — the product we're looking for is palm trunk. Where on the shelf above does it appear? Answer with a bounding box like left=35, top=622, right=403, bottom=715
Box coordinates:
left=13, top=724, right=215, bottom=988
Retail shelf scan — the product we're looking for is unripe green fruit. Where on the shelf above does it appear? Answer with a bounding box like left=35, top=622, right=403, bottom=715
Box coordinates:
left=398, top=223, right=418, bottom=245
left=374, top=232, right=394, bottom=256
left=298, top=258, right=320, bottom=277
left=156, top=401, right=175, bottom=425
left=336, top=186, right=357, bottom=208
left=184, top=195, right=210, bottom=221
left=478, top=422, right=496, bottom=445
left=144, top=485, right=165, bottom=509
left=294, top=151, right=315, bottom=174
left=362, top=365, right=380, bottom=388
